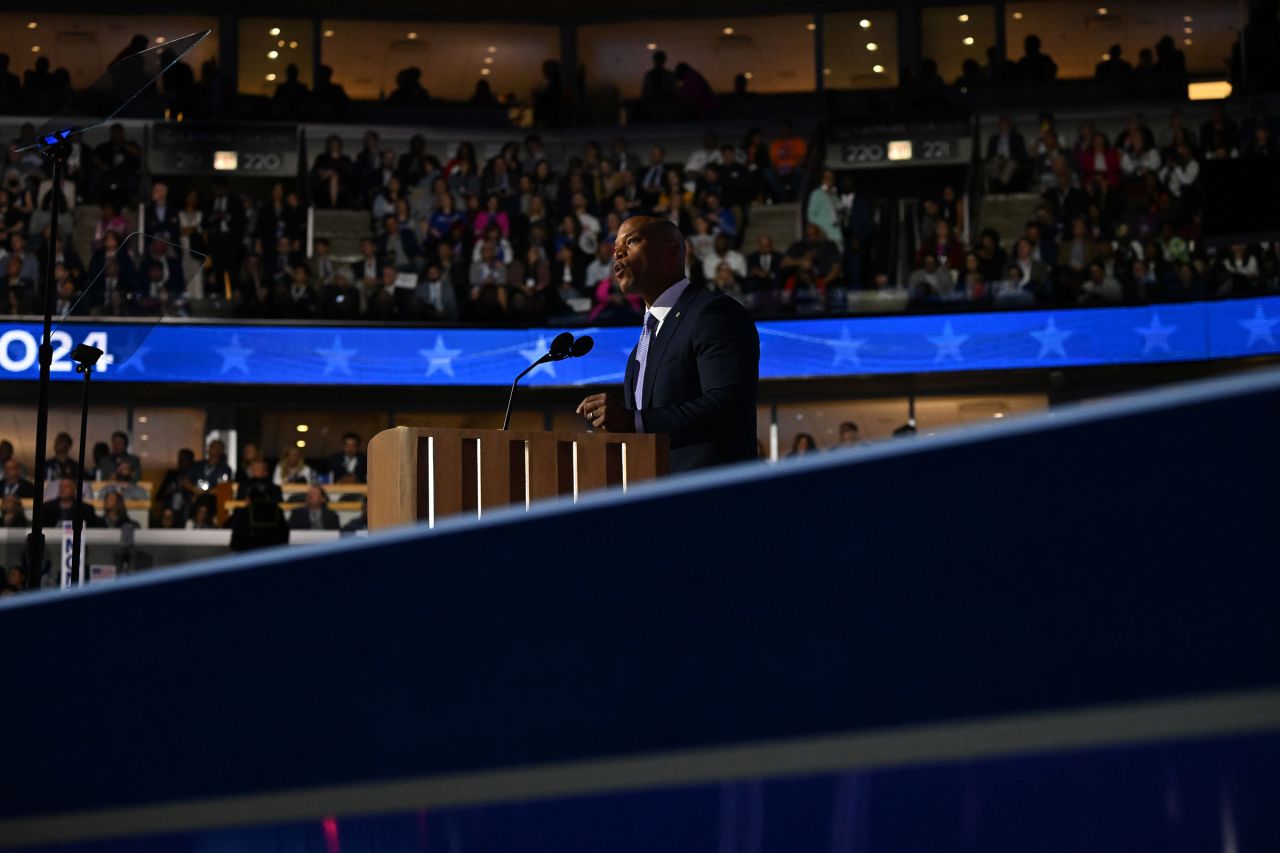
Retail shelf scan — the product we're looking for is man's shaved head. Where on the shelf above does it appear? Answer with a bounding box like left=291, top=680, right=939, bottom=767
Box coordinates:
left=613, top=215, right=687, bottom=305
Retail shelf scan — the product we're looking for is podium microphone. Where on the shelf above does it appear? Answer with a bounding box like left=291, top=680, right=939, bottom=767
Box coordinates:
left=502, top=332, right=576, bottom=430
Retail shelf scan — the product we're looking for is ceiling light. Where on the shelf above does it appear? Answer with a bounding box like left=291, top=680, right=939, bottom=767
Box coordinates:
left=137, top=416, right=148, bottom=424
left=1184, top=15, right=1193, bottom=22
left=1184, top=38, right=1193, bottom=45
left=866, top=42, right=878, bottom=51
left=296, top=424, right=309, bottom=433
left=963, top=36, right=975, bottom=45
left=723, top=27, right=734, bottom=35
left=26, top=21, right=37, bottom=29
left=277, top=39, right=286, bottom=47
left=324, top=29, right=335, bottom=37
left=407, top=32, right=418, bottom=39
left=806, top=22, right=816, bottom=31
left=1097, top=6, right=1108, bottom=14
left=744, top=71, right=753, bottom=79
left=269, top=27, right=281, bottom=36
left=484, top=56, right=493, bottom=64
left=993, top=412, right=1005, bottom=419
left=296, top=440, right=306, bottom=448
left=267, top=50, right=279, bottom=59
left=958, top=13, right=970, bottom=22
left=266, top=73, right=276, bottom=81
left=289, top=40, right=298, bottom=48
left=487, top=45, right=497, bottom=52
left=155, top=36, right=166, bottom=44
left=646, top=42, right=657, bottom=50
left=873, top=64, right=884, bottom=73
left=1013, top=11, right=1024, bottom=19
left=1184, top=27, right=1193, bottom=34
left=480, top=68, right=490, bottom=76
left=859, top=19, right=871, bottom=28
left=1101, top=53, right=1110, bottom=59
left=140, top=434, right=149, bottom=441
left=823, top=67, right=832, bottom=75
left=30, top=45, right=40, bottom=52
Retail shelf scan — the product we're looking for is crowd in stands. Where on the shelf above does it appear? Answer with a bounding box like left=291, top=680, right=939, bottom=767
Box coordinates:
left=0, top=430, right=370, bottom=591
left=898, top=103, right=1280, bottom=308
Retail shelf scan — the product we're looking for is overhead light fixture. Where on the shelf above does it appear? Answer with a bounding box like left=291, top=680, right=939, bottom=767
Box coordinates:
left=269, top=27, right=281, bottom=36
left=480, top=68, right=490, bottom=76
left=859, top=18, right=871, bottom=28
left=1184, top=15, right=1193, bottom=22
left=958, top=13, right=970, bottom=22
left=823, top=67, right=832, bottom=75
left=137, top=416, right=149, bottom=424
left=296, top=424, right=309, bottom=433
left=26, top=21, right=37, bottom=29
left=1013, top=11, right=1024, bottom=19
left=1184, top=27, right=1193, bottom=34
left=744, top=71, right=753, bottom=79
left=646, top=42, right=657, bottom=50
left=487, top=45, right=497, bottom=52
left=289, top=40, right=298, bottom=48
left=267, top=50, right=279, bottom=59
left=873, top=64, right=884, bottom=73
left=1101, top=52, right=1110, bottom=59
left=963, top=36, right=975, bottom=45
left=1189, top=80, right=1231, bottom=100
left=806, top=22, right=816, bottom=31
left=324, top=29, right=335, bottom=37
left=1184, top=38, right=1193, bottom=45
left=484, top=56, right=493, bottom=64
left=407, top=32, right=418, bottom=39
left=277, top=39, right=286, bottom=47
left=723, top=26, right=734, bottom=35
left=296, top=440, right=306, bottom=448
left=154, top=36, right=166, bottom=44
left=866, top=42, right=878, bottom=51
left=30, top=45, right=40, bottom=52
left=1097, top=6, right=1108, bottom=14
left=266, top=73, right=276, bottom=81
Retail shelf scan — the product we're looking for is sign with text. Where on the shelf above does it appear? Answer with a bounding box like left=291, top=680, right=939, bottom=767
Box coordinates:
left=148, top=123, right=299, bottom=177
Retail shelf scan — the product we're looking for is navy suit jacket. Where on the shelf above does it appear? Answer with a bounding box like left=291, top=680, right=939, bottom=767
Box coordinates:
left=624, top=285, right=759, bottom=473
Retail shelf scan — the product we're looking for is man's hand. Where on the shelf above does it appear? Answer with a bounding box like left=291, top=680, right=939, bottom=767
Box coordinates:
left=575, top=393, right=634, bottom=432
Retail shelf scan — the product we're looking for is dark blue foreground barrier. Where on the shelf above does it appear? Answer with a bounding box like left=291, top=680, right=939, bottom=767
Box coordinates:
left=2, top=369, right=1280, bottom=850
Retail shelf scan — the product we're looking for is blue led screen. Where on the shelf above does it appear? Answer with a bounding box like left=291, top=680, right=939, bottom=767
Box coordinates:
left=1, top=297, right=1277, bottom=387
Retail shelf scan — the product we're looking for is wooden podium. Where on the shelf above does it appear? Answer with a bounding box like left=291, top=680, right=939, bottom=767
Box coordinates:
left=366, top=427, right=669, bottom=530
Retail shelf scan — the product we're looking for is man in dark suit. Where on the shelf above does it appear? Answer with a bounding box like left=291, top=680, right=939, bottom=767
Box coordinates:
left=575, top=216, right=759, bottom=473
left=1, top=458, right=34, bottom=499
left=288, top=485, right=341, bottom=531
left=746, top=234, right=785, bottom=309
left=985, top=116, right=1029, bottom=192
left=328, top=432, right=367, bottom=484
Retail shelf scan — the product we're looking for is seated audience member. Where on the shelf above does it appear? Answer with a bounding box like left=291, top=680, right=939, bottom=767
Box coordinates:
left=98, top=461, right=148, bottom=501
left=744, top=234, right=785, bottom=306
left=40, top=478, right=102, bottom=527
left=837, top=422, right=860, bottom=446
left=992, top=262, right=1038, bottom=307
left=341, top=498, right=368, bottom=535
left=228, top=479, right=290, bottom=551
left=412, top=264, right=458, bottom=321
left=96, top=431, right=142, bottom=482
left=709, top=261, right=747, bottom=306
left=782, top=223, right=843, bottom=291
left=1, top=494, right=29, bottom=528
left=701, top=233, right=747, bottom=282
left=44, top=432, right=79, bottom=483
left=273, top=446, right=314, bottom=485
left=155, top=448, right=195, bottom=523
left=285, top=263, right=318, bottom=319
left=185, top=500, right=218, bottom=530
left=907, top=254, right=956, bottom=305
left=1079, top=260, right=1122, bottom=304
left=187, top=439, right=233, bottom=491
left=237, top=459, right=284, bottom=504
left=787, top=433, right=819, bottom=457
left=328, top=432, right=367, bottom=484
left=915, top=220, right=966, bottom=272
left=322, top=270, right=364, bottom=320
left=1, top=458, right=34, bottom=499
left=288, top=485, right=340, bottom=531
left=100, top=491, right=139, bottom=531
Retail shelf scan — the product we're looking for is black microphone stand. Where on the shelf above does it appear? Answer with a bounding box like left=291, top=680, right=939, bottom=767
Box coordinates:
left=502, top=333, right=574, bottom=430
left=70, top=344, right=103, bottom=586
left=26, top=134, right=72, bottom=589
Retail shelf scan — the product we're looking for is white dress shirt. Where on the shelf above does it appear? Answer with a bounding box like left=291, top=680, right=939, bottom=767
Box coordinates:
left=634, top=278, right=689, bottom=432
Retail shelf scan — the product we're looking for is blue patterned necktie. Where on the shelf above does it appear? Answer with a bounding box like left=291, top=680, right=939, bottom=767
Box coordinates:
left=633, top=311, right=657, bottom=410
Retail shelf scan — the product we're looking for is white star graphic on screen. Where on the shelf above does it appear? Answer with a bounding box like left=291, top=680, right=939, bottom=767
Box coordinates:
left=519, top=336, right=558, bottom=378
left=1134, top=313, right=1177, bottom=354
left=115, top=345, right=148, bottom=373
left=1239, top=304, right=1280, bottom=347
left=826, top=325, right=868, bottom=367
left=420, top=335, right=462, bottom=378
left=1030, top=317, right=1073, bottom=358
left=215, top=334, right=253, bottom=374
left=316, top=335, right=357, bottom=376
left=927, top=321, right=969, bottom=362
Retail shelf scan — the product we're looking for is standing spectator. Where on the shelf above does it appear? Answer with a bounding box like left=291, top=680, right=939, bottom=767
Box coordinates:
left=91, top=124, right=141, bottom=205
left=782, top=223, right=843, bottom=293
left=701, top=233, right=747, bottom=282
left=1016, top=35, right=1058, bottom=83
left=43, top=432, right=78, bottom=483
left=311, top=135, right=354, bottom=209
left=143, top=180, right=178, bottom=246
left=806, top=169, right=843, bottom=250
left=985, top=116, right=1029, bottom=191
left=640, top=51, right=677, bottom=123
left=1095, top=45, right=1133, bottom=81
left=768, top=120, right=808, bottom=200
left=205, top=180, right=245, bottom=292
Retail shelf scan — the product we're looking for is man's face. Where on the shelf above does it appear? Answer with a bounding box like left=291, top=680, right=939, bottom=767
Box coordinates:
left=115, top=462, right=133, bottom=481
left=839, top=426, right=858, bottom=445
left=306, top=487, right=324, bottom=509
left=58, top=479, right=75, bottom=501
left=55, top=435, right=71, bottom=455
left=152, top=183, right=167, bottom=204
left=3, top=459, right=18, bottom=481
left=111, top=435, right=126, bottom=454
left=209, top=441, right=224, bottom=462
left=758, top=235, right=773, bottom=253
left=343, top=437, right=358, bottom=455
left=613, top=220, right=665, bottom=298
left=805, top=223, right=823, bottom=244
left=714, top=234, right=730, bottom=255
